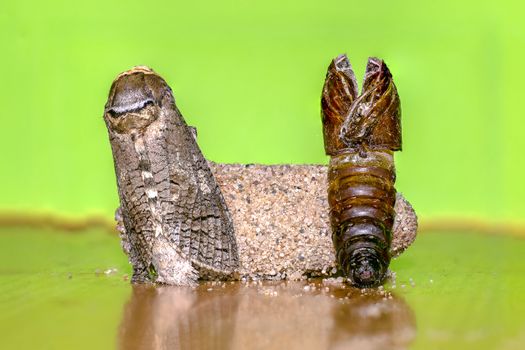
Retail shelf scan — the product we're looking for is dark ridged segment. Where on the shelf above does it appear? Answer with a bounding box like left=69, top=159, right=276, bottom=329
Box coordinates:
left=339, top=205, right=393, bottom=227
left=329, top=154, right=396, bottom=233
left=327, top=153, right=396, bottom=287
left=329, top=166, right=395, bottom=183
left=338, top=185, right=394, bottom=205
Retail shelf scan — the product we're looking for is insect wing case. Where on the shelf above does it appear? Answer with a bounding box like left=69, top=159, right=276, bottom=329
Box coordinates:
left=104, top=67, right=239, bottom=284
left=322, top=55, right=402, bottom=287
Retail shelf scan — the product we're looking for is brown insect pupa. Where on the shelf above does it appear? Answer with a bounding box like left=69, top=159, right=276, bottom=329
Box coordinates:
left=321, top=54, right=403, bottom=287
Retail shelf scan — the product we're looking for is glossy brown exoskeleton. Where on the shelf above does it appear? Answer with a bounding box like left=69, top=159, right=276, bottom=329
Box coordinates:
left=321, top=54, right=415, bottom=287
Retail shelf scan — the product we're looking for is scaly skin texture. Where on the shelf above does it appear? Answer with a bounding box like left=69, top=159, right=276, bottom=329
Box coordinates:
left=321, top=54, right=417, bottom=287
left=104, top=66, right=239, bottom=285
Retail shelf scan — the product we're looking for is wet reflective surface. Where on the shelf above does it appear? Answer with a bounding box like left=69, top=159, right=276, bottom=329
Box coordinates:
left=2, top=229, right=525, bottom=350
left=119, top=282, right=415, bottom=350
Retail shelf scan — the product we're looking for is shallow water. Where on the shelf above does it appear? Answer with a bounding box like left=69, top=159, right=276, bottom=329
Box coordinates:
left=1, top=229, right=525, bottom=350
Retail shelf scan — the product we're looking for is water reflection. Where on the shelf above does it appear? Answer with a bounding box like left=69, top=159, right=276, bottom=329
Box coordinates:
left=329, top=289, right=416, bottom=350
left=118, top=284, right=241, bottom=349
left=119, top=281, right=415, bottom=350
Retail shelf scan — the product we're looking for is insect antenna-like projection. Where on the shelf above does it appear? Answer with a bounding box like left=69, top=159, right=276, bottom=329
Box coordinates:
left=321, top=54, right=407, bottom=287
left=103, top=66, right=239, bottom=285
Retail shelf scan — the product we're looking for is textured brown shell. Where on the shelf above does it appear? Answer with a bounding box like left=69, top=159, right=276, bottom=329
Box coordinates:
left=104, top=67, right=239, bottom=283
left=321, top=55, right=402, bottom=154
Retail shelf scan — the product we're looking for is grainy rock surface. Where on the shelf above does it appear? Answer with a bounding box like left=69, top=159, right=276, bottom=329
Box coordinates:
left=209, top=163, right=417, bottom=280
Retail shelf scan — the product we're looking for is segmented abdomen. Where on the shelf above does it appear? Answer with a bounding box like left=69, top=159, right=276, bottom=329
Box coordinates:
left=328, top=151, right=396, bottom=286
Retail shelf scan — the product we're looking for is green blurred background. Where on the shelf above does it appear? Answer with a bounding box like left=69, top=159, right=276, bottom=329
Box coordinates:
left=1, top=0, right=523, bottom=222
left=1, top=2, right=525, bottom=349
